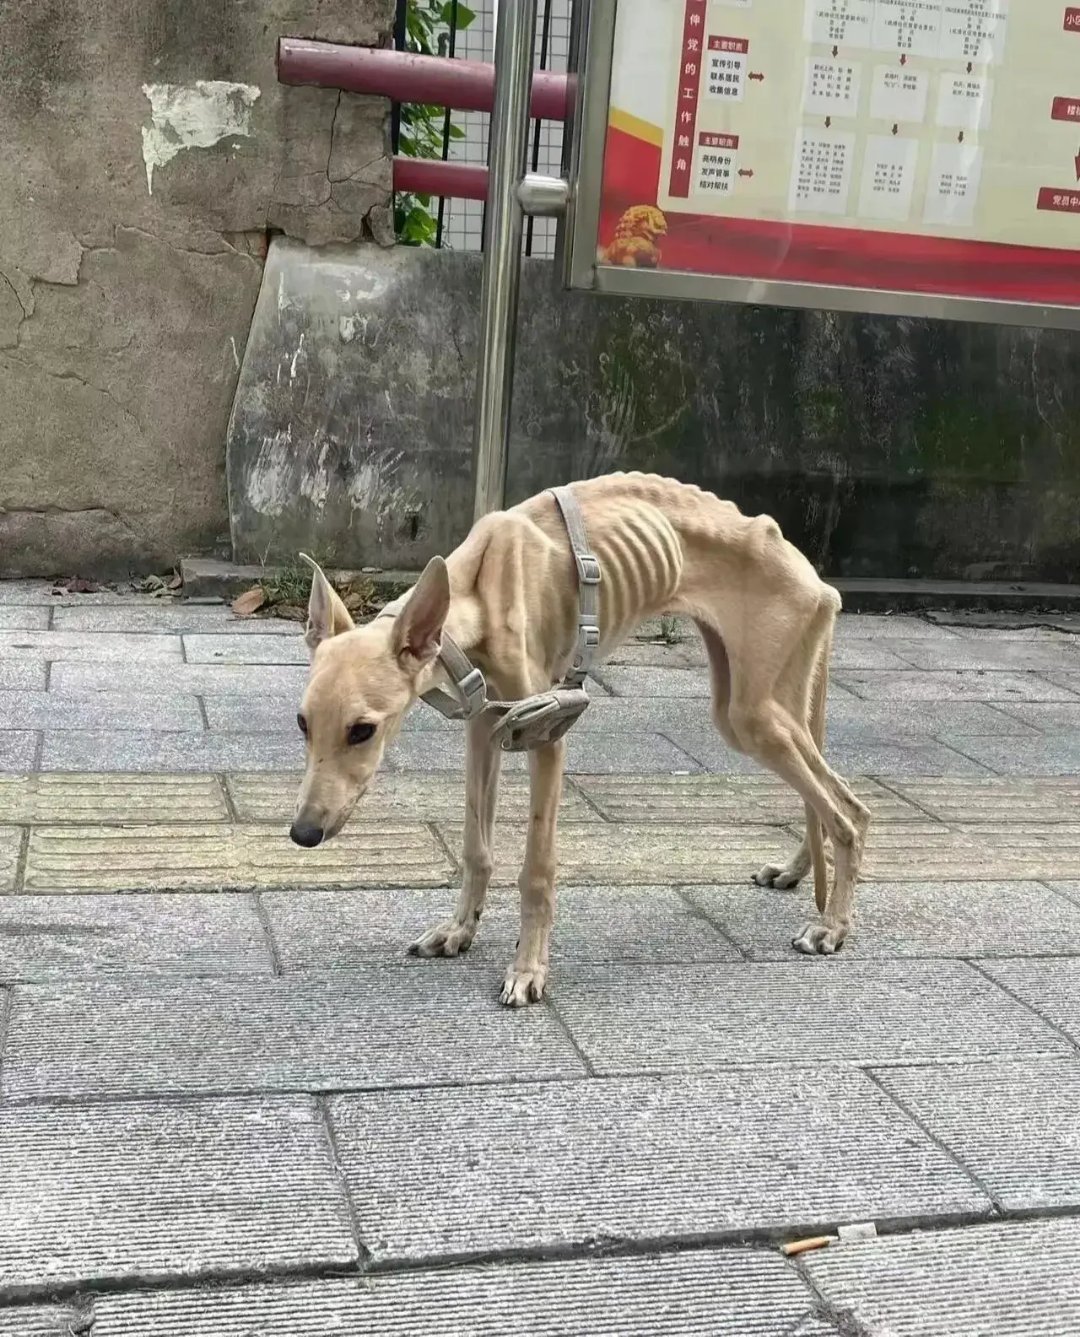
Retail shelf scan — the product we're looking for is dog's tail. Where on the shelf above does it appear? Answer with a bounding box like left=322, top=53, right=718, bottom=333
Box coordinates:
left=807, top=620, right=833, bottom=914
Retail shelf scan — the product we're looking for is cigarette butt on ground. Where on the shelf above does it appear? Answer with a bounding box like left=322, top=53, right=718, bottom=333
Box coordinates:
left=781, top=1235, right=835, bottom=1257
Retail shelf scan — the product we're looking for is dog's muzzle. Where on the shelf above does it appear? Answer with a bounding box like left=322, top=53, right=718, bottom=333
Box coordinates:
left=483, top=688, right=592, bottom=752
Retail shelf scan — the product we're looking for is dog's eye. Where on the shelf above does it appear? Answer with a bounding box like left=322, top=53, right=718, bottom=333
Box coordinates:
left=297, top=713, right=308, bottom=735
left=347, top=722, right=376, bottom=746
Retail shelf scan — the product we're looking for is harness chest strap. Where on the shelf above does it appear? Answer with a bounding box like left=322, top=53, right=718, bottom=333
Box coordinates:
left=413, top=487, right=602, bottom=743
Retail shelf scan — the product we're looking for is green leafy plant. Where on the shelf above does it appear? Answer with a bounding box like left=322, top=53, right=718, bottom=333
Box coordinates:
left=395, top=0, right=476, bottom=246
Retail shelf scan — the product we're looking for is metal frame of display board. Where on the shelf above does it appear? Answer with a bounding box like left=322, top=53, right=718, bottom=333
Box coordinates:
left=558, top=0, right=1080, bottom=332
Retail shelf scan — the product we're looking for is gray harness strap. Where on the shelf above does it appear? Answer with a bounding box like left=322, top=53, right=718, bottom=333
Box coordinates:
left=415, top=487, right=601, bottom=751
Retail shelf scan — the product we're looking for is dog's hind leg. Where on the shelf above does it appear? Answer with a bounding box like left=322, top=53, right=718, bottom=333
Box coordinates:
left=409, top=714, right=502, bottom=958
left=697, top=616, right=815, bottom=892
left=500, top=736, right=566, bottom=1007
left=752, top=636, right=832, bottom=896
left=697, top=572, right=868, bottom=953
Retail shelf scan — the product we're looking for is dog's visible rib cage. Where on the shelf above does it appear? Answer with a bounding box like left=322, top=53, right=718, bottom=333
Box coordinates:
left=295, top=472, right=871, bottom=1007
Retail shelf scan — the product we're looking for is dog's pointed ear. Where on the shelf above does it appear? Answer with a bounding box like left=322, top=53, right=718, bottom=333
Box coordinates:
left=393, top=556, right=450, bottom=671
left=300, top=553, right=355, bottom=653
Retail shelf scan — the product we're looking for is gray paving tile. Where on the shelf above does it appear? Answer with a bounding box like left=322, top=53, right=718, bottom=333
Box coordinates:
left=889, top=639, right=1080, bottom=673
left=603, top=641, right=708, bottom=668
left=819, top=740, right=993, bottom=776
left=0, top=732, right=39, bottom=772
left=449, top=820, right=791, bottom=887
left=22, top=820, right=452, bottom=892
left=0, top=582, right=146, bottom=605
left=203, top=696, right=302, bottom=733
left=876, top=1059, right=1080, bottom=1212
left=0, top=1305, right=78, bottom=1335
left=263, top=886, right=738, bottom=971
left=0, top=1096, right=356, bottom=1298
left=40, top=730, right=304, bottom=772
left=1041, top=670, right=1080, bottom=698
left=0, top=660, right=46, bottom=691
left=825, top=700, right=1034, bottom=740
left=53, top=661, right=310, bottom=697
left=573, top=773, right=913, bottom=823
left=0, top=608, right=49, bottom=631
left=1052, top=880, right=1080, bottom=907
left=805, top=1216, right=1080, bottom=1337
left=561, top=732, right=702, bottom=774
left=0, top=826, right=21, bottom=893
left=0, top=631, right=181, bottom=662
left=647, top=731, right=767, bottom=775
left=834, top=670, right=1078, bottom=702
left=0, top=691, right=202, bottom=731
left=328, top=1068, right=989, bottom=1266
left=53, top=606, right=302, bottom=634
left=666, top=731, right=990, bottom=776
left=589, top=666, right=710, bottom=698
left=687, top=882, right=1080, bottom=960
left=387, top=730, right=703, bottom=775
left=0, top=772, right=229, bottom=824
left=980, top=700, right=1080, bottom=734
left=90, top=1250, right=819, bottom=1336
left=183, top=634, right=307, bottom=664
left=836, top=615, right=957, bottom=640
left=938, top=734, right=1080, bottom=775
left=552, top=960, right=1069, bottom=1073
left=0, top=894, right=271, bottom=982
left=0, top=582, right=61, bottom=605
left=944, top=623, right=1079, bottom=642
left=891, top=777, right=1080, bottom=824
left=0, top=972, right=586, bottom=1100
left=830, top=642, right=919, bottom=670
left=978, top=956, right=1080, bottom=1046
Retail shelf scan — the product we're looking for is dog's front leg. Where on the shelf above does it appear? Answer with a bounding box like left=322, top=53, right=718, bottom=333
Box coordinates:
left=409, top=715, right=501, bottom=958
left=500, top=738, right=565, bottom=1007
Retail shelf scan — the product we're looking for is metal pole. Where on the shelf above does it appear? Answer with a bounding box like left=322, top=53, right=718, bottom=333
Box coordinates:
left=471, top=0, right=539, bottom=520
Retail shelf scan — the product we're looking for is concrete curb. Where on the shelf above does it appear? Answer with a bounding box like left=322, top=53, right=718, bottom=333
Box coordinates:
left=180, top=558, right=416, bottom=604
left=183, top=559, right=1080, bottom=615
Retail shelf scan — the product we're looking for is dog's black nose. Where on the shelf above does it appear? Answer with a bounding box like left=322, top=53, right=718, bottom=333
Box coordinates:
left=290, top=822, right=324, bottom=848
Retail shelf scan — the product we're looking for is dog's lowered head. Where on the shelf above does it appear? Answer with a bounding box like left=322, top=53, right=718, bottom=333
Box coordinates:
left=289, top=553, right=450, bottom=848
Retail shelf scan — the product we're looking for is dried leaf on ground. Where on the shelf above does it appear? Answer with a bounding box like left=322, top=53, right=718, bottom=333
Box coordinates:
left=52, top=577, right=101, bottom=595
left=132, top=574, right=165, bottom=594
left=232, top=586, right=267, bottom=617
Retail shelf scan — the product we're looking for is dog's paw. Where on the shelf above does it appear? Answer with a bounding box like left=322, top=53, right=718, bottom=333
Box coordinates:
left=792, top=921, right=847, bottom=955
left=499, top=964, right=548, bottom=1007
left=407, top=917, right=477, bottom=958
left=753, top=861, right=804, bottom=890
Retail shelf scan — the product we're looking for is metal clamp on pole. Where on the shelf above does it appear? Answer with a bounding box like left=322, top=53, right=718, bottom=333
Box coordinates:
left=517, top=173, right=570, bottom=217
left=471, top=0, right=541, bottom=522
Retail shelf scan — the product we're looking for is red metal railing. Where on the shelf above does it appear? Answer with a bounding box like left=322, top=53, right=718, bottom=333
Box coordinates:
left=277, top=38, right=572, bottom=205
left=393, top=157, right=488, bottom=200
left=277, top=40, right=570, bottom=120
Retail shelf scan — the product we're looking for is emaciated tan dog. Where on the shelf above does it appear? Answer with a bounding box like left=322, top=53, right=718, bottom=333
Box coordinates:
left=291, top=472, right=870, bottom=1006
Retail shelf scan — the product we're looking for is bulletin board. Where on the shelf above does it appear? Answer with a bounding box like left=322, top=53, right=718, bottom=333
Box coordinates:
left=560, top=0, right=1080, bottom=328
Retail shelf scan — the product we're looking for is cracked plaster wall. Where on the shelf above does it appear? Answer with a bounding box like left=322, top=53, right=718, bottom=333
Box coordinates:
left=0, top=0, right=393, bottom=577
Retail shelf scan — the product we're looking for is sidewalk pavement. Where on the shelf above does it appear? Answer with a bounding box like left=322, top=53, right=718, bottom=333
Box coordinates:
left=1, top=584, right=1079, bottom=1333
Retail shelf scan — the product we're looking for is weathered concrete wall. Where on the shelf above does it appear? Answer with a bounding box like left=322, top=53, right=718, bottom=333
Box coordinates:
left=229, top=240, right=1080, bottom=582
left=0, top=0, right=393, bottom=578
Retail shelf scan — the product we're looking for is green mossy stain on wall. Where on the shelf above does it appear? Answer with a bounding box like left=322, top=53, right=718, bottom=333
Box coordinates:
left=589, top=310, right=697, bottom=470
